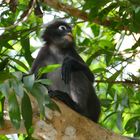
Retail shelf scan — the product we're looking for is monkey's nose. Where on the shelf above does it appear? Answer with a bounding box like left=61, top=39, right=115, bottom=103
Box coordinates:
left=67, top=32, right=73, bottom=38
left=64, top=32, right=73, bottom=42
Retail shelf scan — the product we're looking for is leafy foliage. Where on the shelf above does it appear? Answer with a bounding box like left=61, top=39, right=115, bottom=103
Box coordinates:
left=0, top=0, right=140, bottom=139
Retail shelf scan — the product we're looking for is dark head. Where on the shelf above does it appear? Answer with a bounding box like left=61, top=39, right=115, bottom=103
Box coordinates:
left=42, top=19, right=75, bottom=48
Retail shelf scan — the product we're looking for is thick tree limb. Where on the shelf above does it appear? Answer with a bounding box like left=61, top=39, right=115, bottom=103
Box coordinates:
left=0, top=98, right=134, bottom=140
left=43, top=0, right=127, bottom=31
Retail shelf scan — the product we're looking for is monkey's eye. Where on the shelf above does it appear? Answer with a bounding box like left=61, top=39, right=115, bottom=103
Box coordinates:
left=58, top=25, right=67, bottom=31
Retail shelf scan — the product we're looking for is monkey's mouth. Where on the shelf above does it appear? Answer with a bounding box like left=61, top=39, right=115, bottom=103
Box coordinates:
left=64, top=33, right=73, bottom=42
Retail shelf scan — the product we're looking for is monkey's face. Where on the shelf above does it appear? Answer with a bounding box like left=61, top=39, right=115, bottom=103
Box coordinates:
left=42, top=20, right=74, bottom=48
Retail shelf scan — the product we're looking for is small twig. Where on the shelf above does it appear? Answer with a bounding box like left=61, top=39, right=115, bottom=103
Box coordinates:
left=95, top=80, right=140, bottom=85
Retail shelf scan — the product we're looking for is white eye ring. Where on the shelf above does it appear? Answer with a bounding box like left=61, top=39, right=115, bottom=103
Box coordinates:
left=58, top=25, right=67, bottom=31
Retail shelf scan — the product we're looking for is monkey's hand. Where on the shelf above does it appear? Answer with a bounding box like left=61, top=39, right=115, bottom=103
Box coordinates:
left=62, top=56, right=94, bottom=84
left=62, top=56, right=77, bottom=84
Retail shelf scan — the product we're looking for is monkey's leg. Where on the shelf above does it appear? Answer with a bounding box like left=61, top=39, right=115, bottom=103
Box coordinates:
left=48, top=90, right=83, bottom=114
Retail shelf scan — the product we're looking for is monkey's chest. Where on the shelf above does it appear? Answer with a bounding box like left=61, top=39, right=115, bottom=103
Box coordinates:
left=47, top=68, right=70, bottom=93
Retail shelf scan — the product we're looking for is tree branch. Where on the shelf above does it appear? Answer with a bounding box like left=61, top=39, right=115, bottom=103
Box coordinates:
left=0, top=98, right=135, bottom=140
left=96, top=80, right=140, bottom=85
left=43, top=0, right=128, bottom=31
left=2, top=0, right=36, bottom=30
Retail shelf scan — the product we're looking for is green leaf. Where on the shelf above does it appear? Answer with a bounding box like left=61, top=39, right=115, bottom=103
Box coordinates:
left=121, top=95, right=129, bottom=107
left=0, top=74, right=24, bottom=97
left=98, top=2, right=118, bottom=18
left=39, top=64, right=61, bottom=73
left=108, top=70, right=122, bottom=82
left=10, top=79, right=24, bottom=97
left=116, top=112, right=122, bottom=131
left=8, top=88, right=21, bottom=129
left=44, top=94, right=60, bottom=112
left=83, top=0, right=95, bottom=10
left=99, top=40, right=113, bottom=48
left=20, top=37, right=33, bottom=66
left=132, top=7, right=140, bottom=32
left=125, top=116, right=140, bottom=133
left=1, top=42, right=13, bottom=49
left=21, top=92, right=33, bottom=136
left=0, top=135, right=10, bottom=140
left=35, top=79, right=52, bottom=86
left=90, top=24, right=100, bottom=37
left=31, top=83, right=47, bottom=117
left=93, top=68, right=107, bottom=73
left=103, top=112, right=116, bottom=122
left=86, top=50, right=104, bottom=65
left=88, top=7, right=99, bottom=21
left=129, top=0, right=140, bottom=5
left=11, top=58, right=29, bottom=72
left=0, top=81, right=10, bottom=98
left=132, top=37, right=140, bottom=50
left=105, top=51, right=113, bottom=66
left=106, top=70, right=122, bottom=93
left=12, top=71, right=23, bottom=81
left=23, top=74, right=35, bottom=91
left=37, top=64, right=61, bottom=78
left=0, top=95, right=5, bottom=127
left=0, top=58, right=9, bottom=71
left=100, top=99, right=112, bottom=107
left=0, top=71, right=14, bottom=83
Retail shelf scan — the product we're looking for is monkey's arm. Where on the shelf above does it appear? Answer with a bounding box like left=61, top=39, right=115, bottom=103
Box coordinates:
left=62, top=55, right=94, bottom=84
left=30, top=47, right=48, bottom=76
